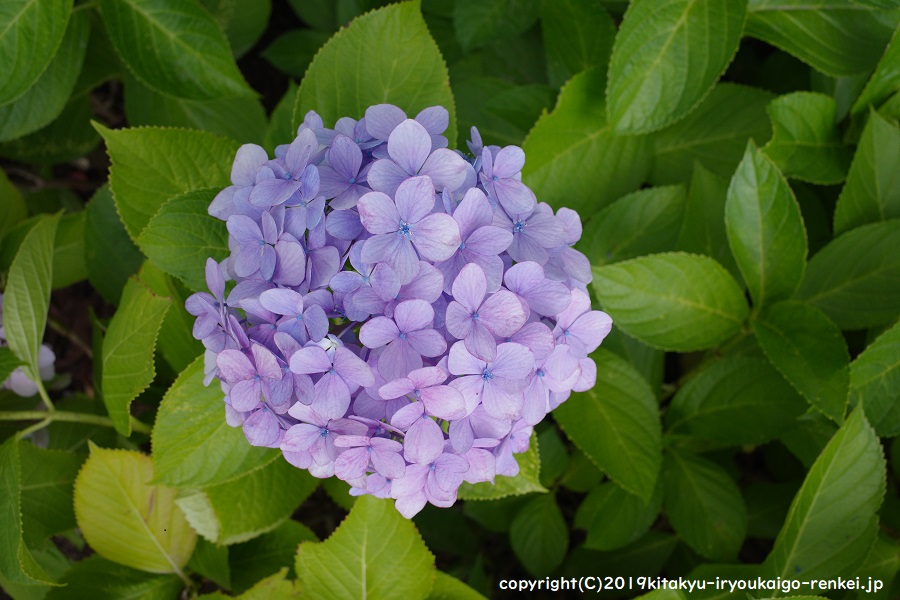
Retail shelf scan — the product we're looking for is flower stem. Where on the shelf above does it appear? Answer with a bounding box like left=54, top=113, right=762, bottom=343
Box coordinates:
left=0, top=410, right=151, bottom=435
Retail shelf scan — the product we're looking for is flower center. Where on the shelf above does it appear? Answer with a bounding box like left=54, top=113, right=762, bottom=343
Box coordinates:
left=536, top=369, right=545, bottom=377
left=398, top=221, right=412, bottom=238
left=349, top=177, right=357, bottom=184
left=513, top=220, right=526, bottom=234
left=472, top=312, right=480, bottom=320
left=481, top=368, right=493, bottom=381
left=459, top=241, right=466, bottom=250
left=399, top=332, right=407, bottom=339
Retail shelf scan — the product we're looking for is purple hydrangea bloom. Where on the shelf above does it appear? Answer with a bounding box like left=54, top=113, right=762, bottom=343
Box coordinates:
left=189, top=103, right=609, bottom=518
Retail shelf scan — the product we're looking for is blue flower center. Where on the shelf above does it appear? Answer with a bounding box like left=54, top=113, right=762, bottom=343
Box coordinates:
left=413, top=389, right=421, bottom=398
left=258, top=239, right=267, bottom=247
left=472, top=312, right=480, bottom=320
left=362, top=275, right=370, bottom=284
left=513, top=220, right=526, bottom=234
left=563, top=329, right=570, bottom=337
left=482, top=368, right=493, bottom=381
left=329, top=367, right=336, bottom=375
left=536, top=369, right=545, bottom=377
left=253, top=374, right=261, bottom=381
left=398, top=221, right=412, bottom=238
left=492, top=175, right=499, bottom=182
left=295, top=314, right=303, bottom=321
left=320, top=428, right=330, bottom=438
left=399, top=332, right=407, bottom=339
left=429, top=463, right=437, bottom=472
left=349, top=177, right=357, bottom=184
left=459, top=242, right=466, bottom=250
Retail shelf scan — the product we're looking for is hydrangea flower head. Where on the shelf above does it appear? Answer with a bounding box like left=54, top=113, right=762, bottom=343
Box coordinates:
left=187, top=104, right=611, bottom=518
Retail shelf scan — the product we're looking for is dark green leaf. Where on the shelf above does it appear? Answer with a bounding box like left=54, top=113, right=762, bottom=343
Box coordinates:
left=575, top=480, right=662, bottom=551
left=138, top=189, right=229, bottom=292
left=0, top=169, right=26, bottom=241
left=833, top=110, right=900, bottom=235
left=607, top=0, right=747, bottom=134
left=762, top=92, right=853, bottom=184
left=522, top=67, right=651, bottom=215
left=555, top=350, right=661, bottom=501
left=295, top=1, right=457, bottom=148
left=98, top=0, right=253, bottom=100
left=138, top=261, right=203, bottom=374
left=852, top=22, right=900, bottom=115
left=199, top=0, right=271, bottom=58
left=744, top=482, right=797, bottom=539
left=265, top=82, right=298, bottom=154
left=650, top=84, right=774, bottom=185
left=0, top=10, right=88, bottom=142
left=746, top=0, right=900, bottom=76
left=763, top=407, right=886, bottom=581
left=96, top=123, right=239, bottom=241
left=229, top=520, right=316, bottom=594
left=152, top=356, right=278, bottom=489
left=851, top=320, right=900, bottom=436
left=295, top=496, right=434, bottom=600
left=592, top=253, right=749, bottom=351
left=101, top=276, right=171, bottom=436
left=19, top=442, right=81, bottom=544
left=666, top=355, right=808, bottom=445
left=753, top=301, right=850, bottom=423
left=0, top=0, right=72, bottom=106
left=580, top=185, right=685, bottom=266
left=725, top=142, right=807, bottom=309
left=50, top=210, right=87, bottom=290
left=453, top=0, right=540, bottom=53
left=796, top=220, right=900, bottom=329
left=45, top=555, right=182, bottom=599
left=509, top=494, right=568, bottom=577
left=0, top=347, right=23, bottom=384
left=0, top=94, right=101, bottom=165
left=540, top=0, right=616, bottom=88
left=602, top=327, right=665, bottom=395
left=187, top=538, right=230, bottom=591
left=664, top=451, right=747, bottom=561
left=262, top=29, right=331, bottom=78
left=453, top=78, right=554, bottom=147
left=84, top=186, right=144, bottom=305
left=537, top=426, right=568, bottom=487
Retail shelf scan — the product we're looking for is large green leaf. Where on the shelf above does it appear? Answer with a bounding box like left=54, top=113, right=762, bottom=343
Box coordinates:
left=725, top=142, right=807, bottom=309
left=0, top=169, right=26, bottom=241
left=3, top=213, right=59, bottom=386
left=0, top=0, right=72, bottom=106
left=45, top=556, right=182, bottom=600
left=261, top=29, right=331, bottom=79
left=138, top=261, right=204, bottom=374
left=199, top=0, right=271, bottom=58
left=138, top=189, right=229, bottom=292
left=0, top=93, right=101, bottom=165
left=592, top=253, right=749, bottom=351
left=746, top=0, right=900, bottom=76
left=458, top=442, right=546, bottom=500
left=555, top=350, right=661, bottom=501
left=796, top=220, right=900, bottom=329
left=540, top=0, right=615, bottom=87
left=761, top=92, right=852, bottom=184
left=96, top=124, right=238, bottom=241
left=98, top=0, right=252, bottom=100
left=850, top=320, right=900, bottom=436
left=762, top=407, right=886, bottom=581
left=522, top=67, right=651, bottom=215
left=74, top=444, right=197, bottom=574
left=295, top=1, right=457, bottom=147
left=575, top=480, right=663, bottom=552
left=509, top=494, right=568, bottom=577
left=0, top=10, right=88, bottom=142
left=607, top=0, right=747, bottom=134
left=666, top=355, right=807, bottom=445
left=753, top=301, right=850, bottom=423
left=52, top=211, right=88, bottom=290
left=295, top=496, right=434, bottom=600
left=453, top=77, right=554, bottom=148
left=580, top=185, right=685, bottom=267
left=101, top=276, right=172, bottom=436
left=84, top=186, right=144, bottom=305
left=852, top=22, right=900, bottom=115
left=664, top=451, right=747, bottom=561
left=649, top=83, right=774, bottom=185
left=152, top=356, right=277, bottom=489
left=229, top=520, right=316, bottom=594
left=833, top=110, right=900, bottom=235
left=18, top=442, right=81, bottom=544
left=453, top=0, right=539, bottom=53
left=427, top=572, right=487, bottom=600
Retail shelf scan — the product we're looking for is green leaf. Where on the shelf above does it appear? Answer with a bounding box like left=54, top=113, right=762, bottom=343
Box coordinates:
left=833, top=110, right=900, bottom=235
left=602, top=327, right=665, bottom=395
left=580, top=185, right=685, bottom=266
left=575, top=480, right=663, bottom=552
left=592, top=253, right=749, bottom=351
left=0, top=169, right=26, bottom=241
left=852, top=22, right=900, bottom=115
left=522, top=67, right=651, bottom=215
left=295, top=496, right=435, bottom=600
left=427, top=571, right=487, bottom=600
left=664, top=451, right=747, bottom=561
left=850, top=320, right=900, bottom=436
left=0, top=0, right=72, bottom=107
left=188, top=538, right=230, bottom=590
left=178, top=458, right=318, bottom=545
left=509, top=494, right=568, bottom=577
left=74, top=444, right=197, bottom=574
left=607, top=0, right=747, bottom=134
left=725, top=142, right=807, bottom=309
left=666, top=355, right=808, bottom=445
left=124, top=74, right=267, bottom=146
left=854, top=534, right=900, bottom=600
left=96, top=124, right=239, bottom=241
left=0, top=93, right=101, bottom=165
left=675, top=162, right=741, bottom=280
left=229, top=520, right=316, bottom=594
left=138, top=189, right=229, bottom=292
left=98, top=0, right=252, bottom=100
left=45, top=555, right=182, bottom=600
left=761, top=92, right=853, bottom=184
left=0, top=347, right=23, bottom=384
left=101, top=276, right=172, bottom=436
left=18, top=442, right=81, bottom=544
left=265, top=82, right=298, bottom=154
left=3, top=213, right=59, bottom=385
left=555, top=350, right=661, bottom=501
left=541, top=0, right=615, bottom=88
left=753, top=301, right=850, bottom=423
left=199, top=0, right=271, bottom=58
left=0, top=10, right=87, bottom=142
left=453, top=78, right=554, bottom=147
left=796, top=219, right=900, bottom=329
left=762, top=407, right=886, bottom=581
left=295, top=1, right=457, bottom=148
left=152, top=356, right=277, bottom=488
left=84, top=186, right=144, bottom=305
left=453, top=0, right=539, bottom=53
left=138, top=261, right=204, bottom=374
left=746, top=0, right=900, bottom=76
left=50, top=211, right=87, bottom=289
left=262, top=29, right=331, bottom=78
left=458, top=442, right=546, bottom=500
left=0, top=438, right=55, bottom=586
left=650, top=83, right=774, bottom=185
